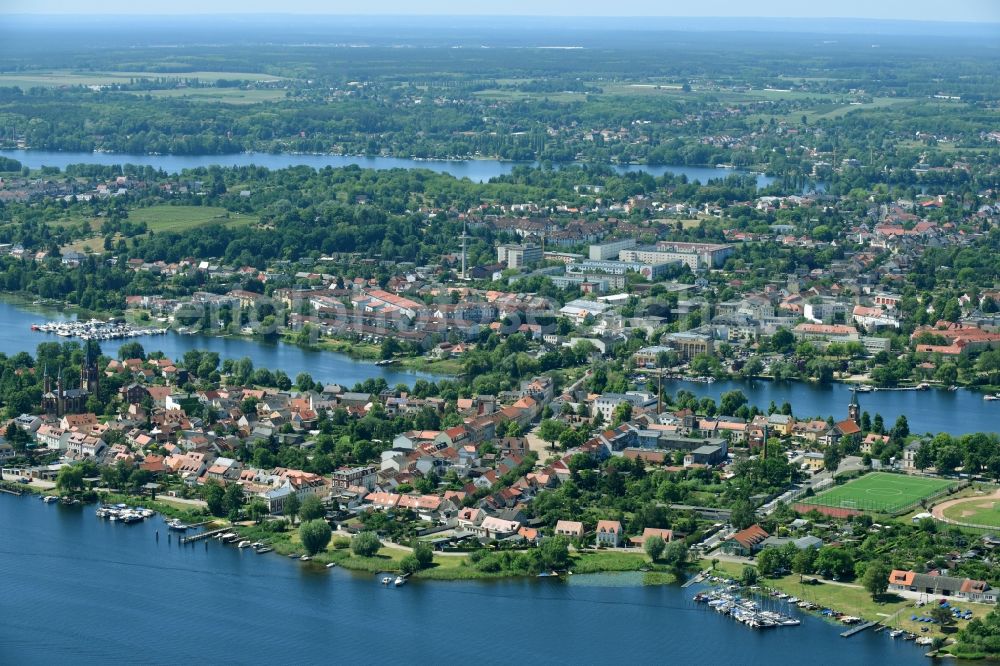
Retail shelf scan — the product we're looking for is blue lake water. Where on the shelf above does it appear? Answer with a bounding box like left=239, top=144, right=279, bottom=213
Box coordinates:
left=662, top=378, right=997, bottom=437
left=0, top=300, right=440, bottom=389
left=0, top=148, right=778, bottom=186
left=0, top=494, right=933, bottom=665
left=1, top=299, right=993, bottom=433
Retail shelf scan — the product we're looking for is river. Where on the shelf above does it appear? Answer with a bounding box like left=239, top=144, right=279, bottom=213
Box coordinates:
left=0, top=148, right=779, bottom=187
left=0, top=300, right=440, bottom=389
left=0, top=495, right=933, bottom=665
left=662, top=379, right=998, bottom=437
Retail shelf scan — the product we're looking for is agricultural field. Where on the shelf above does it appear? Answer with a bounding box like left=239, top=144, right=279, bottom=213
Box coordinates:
left=800, top=473, right=955, bottom=514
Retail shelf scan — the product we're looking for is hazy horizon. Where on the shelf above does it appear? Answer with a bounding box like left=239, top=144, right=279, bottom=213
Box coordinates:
left=1, top=0, right=998, bottom=23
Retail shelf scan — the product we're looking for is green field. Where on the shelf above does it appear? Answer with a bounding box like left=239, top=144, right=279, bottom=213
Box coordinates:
left=135, top=88, right=289, bottom=105
left=130, top=205, right=258, bottom=233
left=942, top=497, right=1000, bottom=528
left=801, top=472, right=955, bottom=514
left=60, top=205, right=257, bottom=253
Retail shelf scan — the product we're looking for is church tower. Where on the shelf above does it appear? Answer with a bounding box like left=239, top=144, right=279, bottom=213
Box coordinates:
left=81, top=348, right=99, bottom=394
left=56, top=367, right=65, bottom=417
left=848, top=389, right=860, bottom=423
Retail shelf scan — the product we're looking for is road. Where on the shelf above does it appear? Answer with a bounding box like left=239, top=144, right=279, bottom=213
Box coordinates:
left=524, top=369, right=593, bottom=462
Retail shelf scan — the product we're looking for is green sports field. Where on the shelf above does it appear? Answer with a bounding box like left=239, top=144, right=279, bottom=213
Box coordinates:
left=942, top=497, right=1000, bottom=528
left=800, top=472, right=955, bottom=514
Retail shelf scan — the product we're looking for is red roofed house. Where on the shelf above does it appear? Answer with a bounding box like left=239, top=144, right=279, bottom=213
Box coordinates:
left=722, top=525, right=769, bottom=556
left=595, top=520, right=623, bottom=547
left=630, top=527, right=674, bottom=547
left=554, top=520, right=585, bottom=539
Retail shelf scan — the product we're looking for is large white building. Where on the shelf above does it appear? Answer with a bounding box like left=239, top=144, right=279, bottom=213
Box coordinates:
left=619, top=241, right=733, bottom=270
left=589, top=238, right=637, bottom=260
left=497, top=243, right=543, bottom=269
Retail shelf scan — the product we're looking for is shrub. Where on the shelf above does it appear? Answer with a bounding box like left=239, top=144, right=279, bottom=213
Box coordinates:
left=299, top=519, right=332, bottom=556
left=412, top=541, right=434, bottom=569
left=351, top=531, right=382, bottom=557
left=400, top=555, right=420, bottom=575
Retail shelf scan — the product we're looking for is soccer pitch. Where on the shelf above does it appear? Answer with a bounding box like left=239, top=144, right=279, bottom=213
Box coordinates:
left=801, top=473, right=955, bottom=514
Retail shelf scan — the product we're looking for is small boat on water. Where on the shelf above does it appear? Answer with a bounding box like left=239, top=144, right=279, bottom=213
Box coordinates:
left=855, top=385, right=874, bottom=393
left=166, top=519, right=189, bottom=531
left=381, top=576, right=392, bottom=586
left=325, top=562, right=336, bottom=569
left=238, top=540, right=252, bottom=549
left=300, top=555, right=311, bottom=562
left=889, top=629, right=904, bottom=639
left=985, top=394, right=1000, bottom=402
left=255, top=547, right=273, bottom=554
left=394, top=576, right=406, bottom=586
left=42, top=495, right=59, bottom=503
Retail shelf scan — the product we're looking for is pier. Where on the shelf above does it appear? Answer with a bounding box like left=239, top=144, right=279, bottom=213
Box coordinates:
left=841, top=621, right=878, bottom=638
left=682, top=570, right=709, bottom=588
left=180, top=527, right=230, bottom=544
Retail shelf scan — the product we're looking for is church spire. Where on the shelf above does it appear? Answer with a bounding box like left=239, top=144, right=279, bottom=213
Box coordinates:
left=848, top=388, right=860, bottom=423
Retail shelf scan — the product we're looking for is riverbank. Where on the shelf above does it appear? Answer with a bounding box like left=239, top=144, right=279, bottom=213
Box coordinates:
left=231, top=521, right=678, bottom=582
left=16, top=480, right=677, bottom=583
left=704, top=559, right=989, bottom=643
left=284, top=335, right=464, bottom=376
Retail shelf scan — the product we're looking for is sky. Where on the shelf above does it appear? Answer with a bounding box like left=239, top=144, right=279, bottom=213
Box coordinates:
left=2, top=0, right=998, bottom=22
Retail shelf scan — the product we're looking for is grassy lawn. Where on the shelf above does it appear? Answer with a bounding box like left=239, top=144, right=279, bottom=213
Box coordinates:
left=942, top=497, right=1000, bottom=528
left=130, top=205, right=258, bottom=233
left=313, top=338, right=383, bottom=359
left=570, top=550, right=653, bottom=573
left=799, top=472, right=955, bottom=514
left=59, top=206, right=257, bottom=254
left=399, top=357, right=463, bottom=376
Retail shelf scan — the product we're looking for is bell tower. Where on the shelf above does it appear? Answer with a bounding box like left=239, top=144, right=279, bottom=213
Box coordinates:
left=848, top=389, right=860, bottom=423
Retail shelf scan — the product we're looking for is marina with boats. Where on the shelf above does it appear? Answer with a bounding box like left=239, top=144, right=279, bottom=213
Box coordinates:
left=694, top=587, right=802, bottom=630
left=31, top=318, right=167, bottom=341
left=694, top=578, right=949, bottom=646
left=95, top=504, right=156, bottom=523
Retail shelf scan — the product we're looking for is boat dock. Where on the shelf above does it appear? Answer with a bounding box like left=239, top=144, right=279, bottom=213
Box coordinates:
left=841, top=621, right=878, bottom=638
left=32, top=318, right=167, bottom=342
left=682, top=570, right=709, bottom=588
left=0, top=486, right=24, bottom=496
left=180, top=527, right=229, bottom=544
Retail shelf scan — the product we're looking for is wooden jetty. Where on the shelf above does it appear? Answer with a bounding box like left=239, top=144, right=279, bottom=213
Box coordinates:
left=841, top=621, right=878, bottom=638
left=681, top=570, right=708, bottom=588
left=180, top=527, right=229, bottom=544
left=0, top=487, right=24, bottom=496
